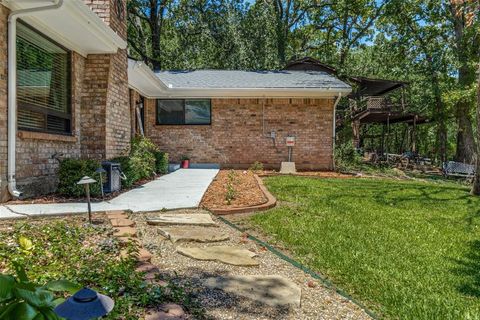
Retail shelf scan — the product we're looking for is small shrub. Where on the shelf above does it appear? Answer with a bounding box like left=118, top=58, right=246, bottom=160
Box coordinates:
left=225, top=170, right=237, bottom=205
left=334, top=142, right=362, bottom=171
left=154, top=151, right=169, bottom=174
left=249, top=161, right=264, bottom=172
left=58, top=158, right=102, bottom=197
left=110, top=156, right=139, bottom=188
left=129, top=136, right=157, bottom=179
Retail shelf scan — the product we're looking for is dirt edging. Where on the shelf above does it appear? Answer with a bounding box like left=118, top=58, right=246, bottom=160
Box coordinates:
left=207, top=175, right=277, bottom=215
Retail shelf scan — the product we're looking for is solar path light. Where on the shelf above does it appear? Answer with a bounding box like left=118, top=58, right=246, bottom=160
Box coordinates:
left=77, top=176, right=96, bottom=224
left=54, top=287, right=114, bottom=320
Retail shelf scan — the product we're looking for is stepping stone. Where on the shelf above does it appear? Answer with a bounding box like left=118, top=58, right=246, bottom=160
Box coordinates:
left=204, top=275, right=301, bottom=307
left=158, top=227, right=229, bottom=243
left=145, top=304, right=185, bottom=320
left=176, top=246, right=259, bottom=266
left=113, top=227, right=137, bottom=237
left=106, top=211, right=128, bottom=219
left=136, top=262, right=159, bottom=273
left=110, top=218, right=135, bottom=227
left=147, top=214, right=216, bottom=227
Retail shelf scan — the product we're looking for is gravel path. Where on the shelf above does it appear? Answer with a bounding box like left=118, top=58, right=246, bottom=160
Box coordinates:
left=132, top=209, right=372, bottom=320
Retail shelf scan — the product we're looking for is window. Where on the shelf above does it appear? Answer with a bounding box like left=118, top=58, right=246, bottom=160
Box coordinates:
left=157, top=99, right=211, bottom=125
left=17, top=22, right=72, bottom=135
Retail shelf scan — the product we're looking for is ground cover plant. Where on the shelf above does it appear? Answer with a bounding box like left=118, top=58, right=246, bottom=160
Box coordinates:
left=250, top=176, right=480, bottom=319
left=0, top=218, right=204, bottom=319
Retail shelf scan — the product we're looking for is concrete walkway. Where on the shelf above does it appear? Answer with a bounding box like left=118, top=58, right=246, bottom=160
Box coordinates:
left=1, top=169, right=218, bottom=219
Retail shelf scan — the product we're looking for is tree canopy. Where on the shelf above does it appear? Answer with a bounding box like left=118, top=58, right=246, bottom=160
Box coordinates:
left=127, top=0, right=480, bottom=167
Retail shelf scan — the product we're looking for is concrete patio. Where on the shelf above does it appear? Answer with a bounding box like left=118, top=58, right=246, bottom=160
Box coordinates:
left=0, top=169, right=218, bottom=219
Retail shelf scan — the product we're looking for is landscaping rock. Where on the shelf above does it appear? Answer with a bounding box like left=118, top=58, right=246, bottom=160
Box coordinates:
left=147, top=214, right=217, bottom=227
left=106, top=211, right=128, bottom=219
left=136, top=262, right=159, bottom=273
left=145, top=304, right=186, bottom=320
left=110, top=218, right=135, bottom=227
left=113, top=227, right=137, bottom=237
left=121, top=248, right=152, bottom=262
left=117, top=237, right=141, bottom=246
left=158, top=227, right=229, bottom=243
left=204, top=275, right=302, bottom=307
left=176, top=246, right=259, bottom=266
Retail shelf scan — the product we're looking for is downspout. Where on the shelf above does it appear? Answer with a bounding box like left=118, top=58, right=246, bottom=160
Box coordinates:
left=332, top=93, right=342, bottom=171
left=7, top=0, right=64, bottom=198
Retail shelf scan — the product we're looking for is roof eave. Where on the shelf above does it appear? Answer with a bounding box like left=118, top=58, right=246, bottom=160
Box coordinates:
left=2, top=0, right=127, bottom=56
left=143, top=87, right=351, bottom=99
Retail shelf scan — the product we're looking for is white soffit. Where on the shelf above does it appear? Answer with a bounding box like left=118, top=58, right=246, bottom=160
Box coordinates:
left=2, top=0, right=127, bottom=56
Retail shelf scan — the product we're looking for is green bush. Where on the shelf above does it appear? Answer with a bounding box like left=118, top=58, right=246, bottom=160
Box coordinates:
left=110, top=156, right=138, bottom=188
left=58, top=158, right=102, bottom=197
left=154, top=151, right=169, bottom=174
left=334, top=142, right=362, bottom=171
left=110, top=136, right=161, bottom=188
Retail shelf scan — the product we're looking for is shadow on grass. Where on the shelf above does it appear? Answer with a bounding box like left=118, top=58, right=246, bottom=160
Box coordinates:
left=452, top=240, right=480, bottom=298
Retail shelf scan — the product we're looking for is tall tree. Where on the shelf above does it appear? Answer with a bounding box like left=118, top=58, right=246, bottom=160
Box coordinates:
left=448, top=0, right=479, bottom=163
left=127, top=0, right=171, bottom=70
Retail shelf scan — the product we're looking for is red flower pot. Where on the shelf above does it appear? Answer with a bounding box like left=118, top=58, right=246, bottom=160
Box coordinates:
left=181, top=160, right=190, bottom=169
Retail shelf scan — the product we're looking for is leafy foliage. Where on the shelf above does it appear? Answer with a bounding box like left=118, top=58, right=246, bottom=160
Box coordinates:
left=111, top=136, right=160, bottom=188
left=57, top=159, right=102, bottom=197
left=0, top=220, right=205, bottom=319
left=154, top=151, right=169, bottom=174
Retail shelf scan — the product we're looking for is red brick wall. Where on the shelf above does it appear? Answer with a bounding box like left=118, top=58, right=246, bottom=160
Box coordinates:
left=145, top=98, right=335, bottom=170
left=0, top=1, right=130, bottom=199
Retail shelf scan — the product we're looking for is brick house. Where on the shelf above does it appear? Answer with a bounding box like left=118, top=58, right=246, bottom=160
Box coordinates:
left=0, top=0, right=350, bottom=202
left=128, top=62, right=351, bottom=171
left=0, top=0, right=129, bottom=201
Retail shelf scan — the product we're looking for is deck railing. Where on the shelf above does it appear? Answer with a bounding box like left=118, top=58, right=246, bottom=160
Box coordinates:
left=350, top=96, right=405, bottom=114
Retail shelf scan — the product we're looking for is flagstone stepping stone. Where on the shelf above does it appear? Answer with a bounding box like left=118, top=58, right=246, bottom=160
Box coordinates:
left=136, top=262, right=159, bottom=273
left=158, top=227, right=229, bottom=243
left=147, top=214, right=216, bottom=227
left=106, top=211, right=128, bottom=219
left=110, top=218, right=135, bottom=227
left=145, top=303, right=186, bottom=320
left=204, top=275, right=302, bottom=307
left=113, top=227, right=137, bottom=237
left=176, top=246, right=259, bottom=266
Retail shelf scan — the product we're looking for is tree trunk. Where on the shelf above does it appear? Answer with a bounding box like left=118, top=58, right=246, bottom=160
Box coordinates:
left=471, top=61, right=480, bottom=195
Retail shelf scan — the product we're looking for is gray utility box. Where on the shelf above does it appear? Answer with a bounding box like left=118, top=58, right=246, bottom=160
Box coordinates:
left=101, top=161, right=122, bottom=193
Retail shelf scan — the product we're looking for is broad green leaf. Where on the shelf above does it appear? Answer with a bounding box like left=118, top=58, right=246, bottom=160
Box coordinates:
left=44, top=280, right=81, bottom=294
left=9, top=301, right=39, bottom=320
left=0, top=274, right=15, bottom=301
left=14, top=288, right=54, bottom=309
left=12, top=262, right=29, bottom=283
left=18, top=237, right=33, bottom=251
left=0, top=301, right=19, bottom=318
left=51, top=298, right=65, bottom=307
left=38, top=309, right=61, bottom=320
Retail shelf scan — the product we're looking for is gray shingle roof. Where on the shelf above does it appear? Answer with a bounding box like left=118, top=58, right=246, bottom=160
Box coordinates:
left=154, top=70, right=350, bottom=90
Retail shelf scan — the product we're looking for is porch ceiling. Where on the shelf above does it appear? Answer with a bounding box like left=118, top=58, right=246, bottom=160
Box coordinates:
left=2, top=0, right=126, bottom=56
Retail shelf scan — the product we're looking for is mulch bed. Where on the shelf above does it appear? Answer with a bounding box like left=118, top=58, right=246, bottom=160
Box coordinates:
left=6, top=176, right=158, bottom=205
left=201, top=170, right=267, bottom=210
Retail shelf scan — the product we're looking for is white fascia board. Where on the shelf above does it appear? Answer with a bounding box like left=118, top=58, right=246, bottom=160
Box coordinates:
left=144, top=87, right=352, bottom=99
left=2, top=0, right=126, bottom=56
left=128, top=60, right=169, bottom=97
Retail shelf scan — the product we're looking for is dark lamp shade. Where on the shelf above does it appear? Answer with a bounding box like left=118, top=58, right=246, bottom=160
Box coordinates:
left=54, top=288, right=114, bottom=320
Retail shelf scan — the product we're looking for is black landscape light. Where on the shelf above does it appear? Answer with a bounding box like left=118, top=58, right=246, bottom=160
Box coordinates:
left=54, top=287, right=114, bottom=320
left=77, top=176, right=96, bottom=223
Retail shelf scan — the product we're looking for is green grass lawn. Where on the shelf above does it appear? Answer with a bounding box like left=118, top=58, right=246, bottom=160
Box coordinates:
left=250, top=176, right=480, bottom=320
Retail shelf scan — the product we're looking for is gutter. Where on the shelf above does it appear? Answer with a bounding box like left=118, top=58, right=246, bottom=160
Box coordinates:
left=7, top=0, right=64, bottom=198
left=331, top=93, right=342, bottom=171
